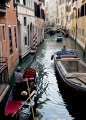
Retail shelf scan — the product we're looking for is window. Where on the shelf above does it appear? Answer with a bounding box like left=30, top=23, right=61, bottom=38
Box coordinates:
left=16, top=0, right=20, bottom=3
left=14, top=26, right=17, bottom=48
left=82, top=29, right=84, bottom=36
left=23, top=0, right=26, bottom=5
left=8, top=27, right=13, bottom=55
left=24, top=17, right=26, bottom=26
left=24, top=37, right=27, bottom=45
left=2, top=26, right=5, bottom=40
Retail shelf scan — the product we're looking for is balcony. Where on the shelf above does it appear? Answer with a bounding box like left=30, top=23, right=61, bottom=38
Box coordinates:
left=0, top=57, right=9, bottom=102
left=0, top=57, right=9, bottom=83
left=0, top=0, right=6, bottom=13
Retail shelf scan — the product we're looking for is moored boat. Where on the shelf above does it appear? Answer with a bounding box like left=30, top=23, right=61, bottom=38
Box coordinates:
left=56, top=35, right=62, bottom=41
left=4, top=56, right=38, bottom=120
left=51, top=48, right=86, bottom=95
left=51, top=47, right=77, bottom=60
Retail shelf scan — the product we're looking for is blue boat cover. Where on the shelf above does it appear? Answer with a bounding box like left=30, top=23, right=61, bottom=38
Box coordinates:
left=57, top=50, right=74, bottom=55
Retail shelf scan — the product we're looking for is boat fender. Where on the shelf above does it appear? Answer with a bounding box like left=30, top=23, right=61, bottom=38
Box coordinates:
left=56, top=56, right=61, bottom=59
left=73, top=56, right=78, bottom=58
left=51, top=55, right=54, bottom=60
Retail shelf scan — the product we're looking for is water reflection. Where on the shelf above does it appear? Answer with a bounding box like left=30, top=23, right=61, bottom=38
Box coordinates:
left=35, top=34, right=77, bottom=120
left=35, top=34, right=86, bottom=120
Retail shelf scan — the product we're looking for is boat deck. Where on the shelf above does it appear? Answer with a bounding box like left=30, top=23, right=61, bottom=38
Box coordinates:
left=66, top=73, right=86, bottom=87
left=57, top=58, right=86, bottom=87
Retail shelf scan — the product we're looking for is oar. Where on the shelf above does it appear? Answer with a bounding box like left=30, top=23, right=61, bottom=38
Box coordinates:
left=11, top=90, right=36, bottom=117
left=26, top=81, right=35, bottom=120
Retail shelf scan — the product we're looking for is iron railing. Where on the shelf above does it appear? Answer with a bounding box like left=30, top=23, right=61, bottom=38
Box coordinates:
left=0, top=57, right=9, bottom=83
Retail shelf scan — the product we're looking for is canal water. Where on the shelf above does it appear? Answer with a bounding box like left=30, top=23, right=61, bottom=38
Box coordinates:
left=1, top=33, right=86, bottom=119
left=34, top=34, right=86, bottom=120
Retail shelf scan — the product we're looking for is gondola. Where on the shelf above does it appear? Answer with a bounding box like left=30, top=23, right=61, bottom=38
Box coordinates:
left=4, top=55, right=38, bottom=120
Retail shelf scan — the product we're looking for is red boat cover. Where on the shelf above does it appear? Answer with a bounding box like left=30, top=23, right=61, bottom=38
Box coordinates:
left=5, top=100, right=22, bottom=116
left=62, top=56, right=73, bottom=58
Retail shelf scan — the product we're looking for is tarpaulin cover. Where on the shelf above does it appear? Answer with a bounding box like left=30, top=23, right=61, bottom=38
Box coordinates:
left=5, top=100, right=22, bottom=116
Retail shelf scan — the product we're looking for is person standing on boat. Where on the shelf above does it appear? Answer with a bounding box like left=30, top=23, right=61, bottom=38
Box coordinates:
left=14, top=66, right=24, bottom=98
left=62, top=45, right=66, bottom=51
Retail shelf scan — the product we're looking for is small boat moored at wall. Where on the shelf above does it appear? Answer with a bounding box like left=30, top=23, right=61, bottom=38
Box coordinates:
left=51, top=49, right=86, bottom=94
left=51, top=48, right=86, bottom=95
left=4, top=56, right=38, bottom=120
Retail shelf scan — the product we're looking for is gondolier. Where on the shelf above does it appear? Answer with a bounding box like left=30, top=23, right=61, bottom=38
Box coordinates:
left=14, top=66, right=24, bottom=99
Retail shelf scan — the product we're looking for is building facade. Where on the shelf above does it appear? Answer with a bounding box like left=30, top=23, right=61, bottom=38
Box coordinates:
left=34, top=0, right=45, bottom=46
left=0, top=0, right=19, bottom=102
left=16, top=0, right=35, bottom=62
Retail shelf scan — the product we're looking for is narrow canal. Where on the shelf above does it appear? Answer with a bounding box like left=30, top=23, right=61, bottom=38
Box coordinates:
left=2, top=34, right=86, bottom=120
left=35, top=34, right=86, bottom=120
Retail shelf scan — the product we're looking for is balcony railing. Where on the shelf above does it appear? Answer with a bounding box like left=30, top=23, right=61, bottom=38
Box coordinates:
left=0, top=57, right=9, bottom=102
left=0, top=0, right=6, bottom=13
left=0, top=57, right=9, bottom=83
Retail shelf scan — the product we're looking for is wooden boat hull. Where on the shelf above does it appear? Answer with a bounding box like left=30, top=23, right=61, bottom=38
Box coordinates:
left=54, top=58, right=86, bottom=95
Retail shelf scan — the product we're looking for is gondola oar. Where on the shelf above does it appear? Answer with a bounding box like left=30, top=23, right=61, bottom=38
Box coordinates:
left=11, top=90, right=36, bottom=117
left=26, top=81, right=35, bottom=120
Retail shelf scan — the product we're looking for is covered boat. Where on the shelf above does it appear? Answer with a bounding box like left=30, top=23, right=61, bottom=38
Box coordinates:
left=4, top=55, right=38, bottom=120
left=56, top=35, right=62, bottom=41
left=51, top=48, right=86, bottom=94
left=51, top=48, right=77, bottom=60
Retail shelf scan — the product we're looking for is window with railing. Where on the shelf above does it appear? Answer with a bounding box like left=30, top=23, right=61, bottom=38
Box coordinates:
left=0, top=57, right=9, bottom=83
